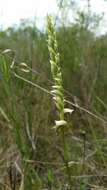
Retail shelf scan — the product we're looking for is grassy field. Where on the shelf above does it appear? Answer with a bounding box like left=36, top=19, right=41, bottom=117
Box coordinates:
left=0, top=12, right=107, bottom=189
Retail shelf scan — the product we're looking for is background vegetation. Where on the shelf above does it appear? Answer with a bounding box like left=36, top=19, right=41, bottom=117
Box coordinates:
left=0, top=0, right=107, bottom=189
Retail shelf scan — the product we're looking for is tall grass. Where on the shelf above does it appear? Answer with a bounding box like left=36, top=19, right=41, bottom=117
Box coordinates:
left=0, top=15, right=107, bottom=190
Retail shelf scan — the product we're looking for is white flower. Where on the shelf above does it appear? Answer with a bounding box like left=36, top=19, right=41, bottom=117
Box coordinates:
left=55, top=120, right=67, bottom=126
left=64, top=108, right=74, bottom=114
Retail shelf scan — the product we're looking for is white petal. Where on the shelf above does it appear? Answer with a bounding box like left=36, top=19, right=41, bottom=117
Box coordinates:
left=55, top=120, right=67, bottom=126
left=64, top=108, right=74, bottom=114
left=53, top=97, right=57, bottom=100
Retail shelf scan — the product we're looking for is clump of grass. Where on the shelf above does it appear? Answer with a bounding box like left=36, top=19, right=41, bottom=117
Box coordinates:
left=46, top=15, right=73, bottom=188
left=0, top=52, right=38, bottom=190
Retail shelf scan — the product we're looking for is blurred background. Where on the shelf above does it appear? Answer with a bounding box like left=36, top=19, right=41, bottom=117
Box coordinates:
left=0, top=0, right=107, bottom=34
left=0, top=0, right=107, bottom=189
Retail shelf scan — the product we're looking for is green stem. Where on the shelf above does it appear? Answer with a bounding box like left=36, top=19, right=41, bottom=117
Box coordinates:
left=61, top=128, right=72, bottom=189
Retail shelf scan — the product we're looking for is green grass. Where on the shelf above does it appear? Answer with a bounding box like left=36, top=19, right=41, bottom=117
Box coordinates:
left=0, top=15, right=107, bottom=190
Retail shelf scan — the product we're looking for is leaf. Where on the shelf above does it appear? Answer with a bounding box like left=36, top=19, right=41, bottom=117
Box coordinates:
left=0, top=107, right=10, bottom=122
left=0, top=55, right=10, bottom=82
left=47, top=169, right=54, bottom=184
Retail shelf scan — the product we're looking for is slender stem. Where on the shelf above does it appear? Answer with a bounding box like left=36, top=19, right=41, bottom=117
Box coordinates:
left=61, top=128, right=72, bottom=188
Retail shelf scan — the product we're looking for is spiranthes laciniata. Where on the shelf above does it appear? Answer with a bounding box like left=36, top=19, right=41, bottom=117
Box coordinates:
left=46, top=16, right=73, bottom=130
